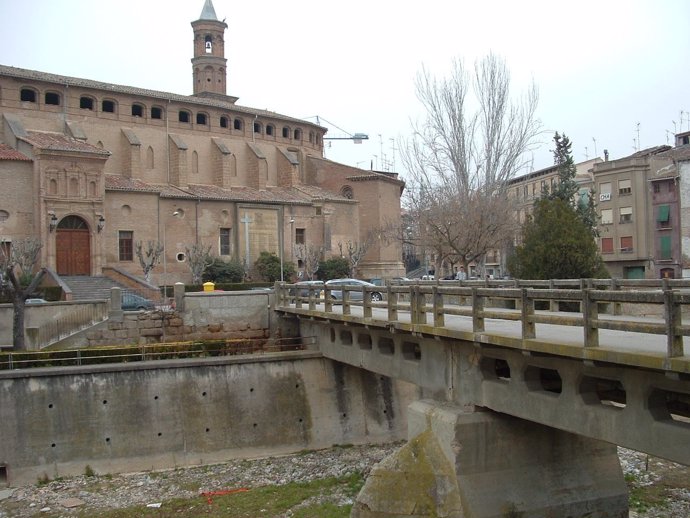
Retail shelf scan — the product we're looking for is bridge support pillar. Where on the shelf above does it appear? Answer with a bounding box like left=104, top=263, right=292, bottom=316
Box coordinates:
left=353, top=400, right=628, bottom=518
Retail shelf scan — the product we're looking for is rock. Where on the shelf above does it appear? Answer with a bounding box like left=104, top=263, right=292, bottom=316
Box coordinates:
left=59, top=497, right=84, bottom=508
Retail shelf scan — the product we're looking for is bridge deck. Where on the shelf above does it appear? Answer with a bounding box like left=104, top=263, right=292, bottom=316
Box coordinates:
left=279, top=302, right=690, bottom=374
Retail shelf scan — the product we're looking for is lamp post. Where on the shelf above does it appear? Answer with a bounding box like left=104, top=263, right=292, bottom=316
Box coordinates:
left=279, top=219, right=284, bottom=283
left=163, top=210, right=181, bottom=292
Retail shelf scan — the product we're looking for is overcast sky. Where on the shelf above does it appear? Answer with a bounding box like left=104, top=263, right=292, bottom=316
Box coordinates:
left=1, top=0, right=688, bottom=177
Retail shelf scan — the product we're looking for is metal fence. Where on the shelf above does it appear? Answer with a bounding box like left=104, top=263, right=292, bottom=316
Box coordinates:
left=0, top=336, right=313, bottom=370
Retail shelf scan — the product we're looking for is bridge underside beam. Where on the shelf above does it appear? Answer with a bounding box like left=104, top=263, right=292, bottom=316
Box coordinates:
left=353, top=400, right=628, bottom=518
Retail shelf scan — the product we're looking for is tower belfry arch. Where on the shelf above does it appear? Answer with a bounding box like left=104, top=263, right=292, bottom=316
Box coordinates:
left=191, top=0, right=228, bottom=96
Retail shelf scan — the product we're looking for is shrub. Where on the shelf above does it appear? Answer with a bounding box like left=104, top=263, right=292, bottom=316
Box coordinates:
left=202, top=257, right=245, bottom=283
left=316, top=257, right=350, bottom=280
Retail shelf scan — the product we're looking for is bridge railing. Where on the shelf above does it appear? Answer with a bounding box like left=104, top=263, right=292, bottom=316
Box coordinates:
left=276, top=279, right=688, bottom=358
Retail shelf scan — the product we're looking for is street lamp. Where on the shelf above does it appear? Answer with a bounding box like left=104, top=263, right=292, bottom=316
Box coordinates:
left=280, top=217, right=296, bottom=283
left=163, top=210, right=181, bottom=291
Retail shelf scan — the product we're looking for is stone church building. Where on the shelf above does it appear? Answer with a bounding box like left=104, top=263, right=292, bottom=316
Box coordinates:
left=0, top=0, right=405, bottom=286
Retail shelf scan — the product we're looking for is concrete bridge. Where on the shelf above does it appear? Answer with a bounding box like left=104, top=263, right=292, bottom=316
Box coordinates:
left=275, top=279, right=690, bottom=517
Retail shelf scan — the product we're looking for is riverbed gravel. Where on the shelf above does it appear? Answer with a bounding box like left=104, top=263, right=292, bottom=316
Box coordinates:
left=0, top=443, right=687, bottom=517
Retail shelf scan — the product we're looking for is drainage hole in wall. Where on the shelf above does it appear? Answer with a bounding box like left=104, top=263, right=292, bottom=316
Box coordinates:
left=342, top=413, right=347, bottom=418
left=202, top=391, right=207, bottom=396
left=157, top=432, right=162, bottom=437
left=105, top=437, right=110, bottom=443
left=51, top=443, right=56, bottom=448
left=154, top=396, right=159, bottom=400
left=383, top=409, right=387, bottom=414
left=253, top=423, right=257, bottom=428
left=48, top=403, right=53, bottom=409
left=250, top=388, right=254, bottom=392
left=295, top=383, right=300, bottom=389
left=102, top=400, right=108, bottom=405
left=299, top=418, right=303, bottom=423
left=205, top=428, right=210, bottom=433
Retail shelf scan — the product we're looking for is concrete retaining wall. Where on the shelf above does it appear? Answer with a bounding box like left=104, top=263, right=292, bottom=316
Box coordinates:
left=0, top=352, right=417, bottom=486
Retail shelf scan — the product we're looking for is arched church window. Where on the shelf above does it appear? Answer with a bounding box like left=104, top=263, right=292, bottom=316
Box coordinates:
left=20, top=88, right=37, bottom=103
left=146, top=146, right=154, bottom=169
left=80, top=96, right=94, bottom=110
left=57, top=215, right=88, bottom=230
left=234, top=118, right=243, bottom=131
left=45, top=92, right=61, bottom=106
left=192, top=151, right=199, bottom=175
left=282, top=127, right=290, bottom=139
left=102, top=99, right=116, bottom=113
left=220, top=116, right=229, bottom=128
left=205, top=34, right=213, bottom=53
left=131, top=103, right=145, bottom=118
left=340, top=186, right=354, bottom=199
left=294, top=128, right=302, bottom=141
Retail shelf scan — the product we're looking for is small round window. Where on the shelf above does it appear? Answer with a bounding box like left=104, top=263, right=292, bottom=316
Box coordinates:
left=176, top=252, right=186, bottom=262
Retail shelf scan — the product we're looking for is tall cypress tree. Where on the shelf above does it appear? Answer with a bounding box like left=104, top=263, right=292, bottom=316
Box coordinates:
left=508, top=133, right=606, bottom=279
left=544, top=132, right=598, bottom=237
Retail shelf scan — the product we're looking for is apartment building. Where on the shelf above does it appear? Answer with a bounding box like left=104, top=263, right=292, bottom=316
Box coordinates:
left=591, top=145, right=687, bottom=279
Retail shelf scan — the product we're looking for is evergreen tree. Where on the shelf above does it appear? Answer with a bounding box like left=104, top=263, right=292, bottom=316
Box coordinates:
left=254, top=251, right=295, bottom=283
left=508, top=198, right=607, bottom=279
left=316, top=257, right=350, bottom=280
left=548, top=132, right=579, bottom=202
left=544, top=132, right=598, bottom=237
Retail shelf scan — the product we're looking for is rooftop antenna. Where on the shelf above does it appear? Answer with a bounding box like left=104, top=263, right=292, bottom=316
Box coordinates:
left=584, top=146, right=589, bottom=160
left=636, top=122, right=640, bottom=151
left=389, top=138, right=397, bottom=172
left=672, top=120, right=677, bottom=134
left=304, top=115, right=368, bottom=143
left=592, top=137, right=598, bottom=157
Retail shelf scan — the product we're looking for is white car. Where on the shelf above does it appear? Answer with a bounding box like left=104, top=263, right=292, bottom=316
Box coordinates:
left=325, top=279, right=383, bottom=302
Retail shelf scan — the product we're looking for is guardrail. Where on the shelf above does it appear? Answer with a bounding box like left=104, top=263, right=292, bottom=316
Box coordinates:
left=275, top=279, right=689, bottom=359
left=0, top=336, right=313, bottom=370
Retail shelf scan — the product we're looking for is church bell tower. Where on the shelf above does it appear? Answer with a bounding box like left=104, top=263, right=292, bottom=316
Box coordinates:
left=191, top=0, right=228, bottom=97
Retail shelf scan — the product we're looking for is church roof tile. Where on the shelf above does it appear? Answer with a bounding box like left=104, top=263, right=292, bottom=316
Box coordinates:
left=0, top=143, right=31, bottom=161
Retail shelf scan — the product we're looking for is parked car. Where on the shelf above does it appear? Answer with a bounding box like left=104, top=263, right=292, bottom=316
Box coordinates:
left=122, top=292, right=155, bottom=311
left=25, top=298, right=47, bottom=304
left=369, top=277, right=410, bottom=286
left=325, top=279, right=383, bottom=302
left=289, top=280, right=324, bottom=298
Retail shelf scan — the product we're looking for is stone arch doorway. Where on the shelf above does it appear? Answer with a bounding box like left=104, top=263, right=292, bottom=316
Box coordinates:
left=56, top=215, right=91, bottom=275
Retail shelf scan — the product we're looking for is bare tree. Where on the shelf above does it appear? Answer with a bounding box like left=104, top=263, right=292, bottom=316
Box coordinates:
left=294, top=244, right=323, bottom=280
left=185, top=243, right=212, bottom=284
left=401, top=53, right=540, bottom=272
left=0, top=237, right=46, bottom=349
left=135, top=240, right=164, bottom=283
left=338, top=240, right=370, bottom=277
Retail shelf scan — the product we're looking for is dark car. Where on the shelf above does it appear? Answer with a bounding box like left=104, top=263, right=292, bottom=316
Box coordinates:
left=325, top=279, right=383, bottom=302
left=289, top=280, right=324, bottom=298
left=122, top=292, right=155, bottom=311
